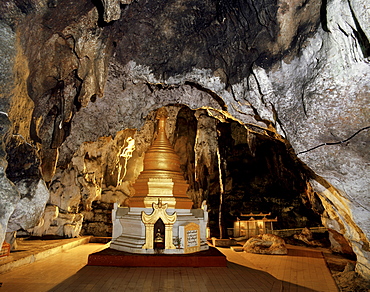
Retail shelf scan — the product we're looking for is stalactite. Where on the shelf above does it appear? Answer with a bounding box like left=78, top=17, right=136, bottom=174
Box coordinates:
left=216, top=146, right=224, bottom=239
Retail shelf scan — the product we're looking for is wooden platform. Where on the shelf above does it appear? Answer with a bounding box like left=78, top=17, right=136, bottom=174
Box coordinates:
left=87, top=246, right=227, bottom=267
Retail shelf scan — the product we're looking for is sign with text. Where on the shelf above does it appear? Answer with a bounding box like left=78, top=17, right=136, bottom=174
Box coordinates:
left=179, top=222, right=200, bottom=253
left=187, top=229, right=198, bottom=247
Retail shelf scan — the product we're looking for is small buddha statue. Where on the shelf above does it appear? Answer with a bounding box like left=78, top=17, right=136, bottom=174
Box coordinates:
left=154, top=229, right=164, bottom=243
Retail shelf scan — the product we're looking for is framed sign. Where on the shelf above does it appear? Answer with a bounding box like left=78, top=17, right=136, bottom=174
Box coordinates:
left=179, top=222, right=200, bottom=253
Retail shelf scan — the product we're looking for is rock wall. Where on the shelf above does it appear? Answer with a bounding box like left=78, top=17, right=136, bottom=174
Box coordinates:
left=0, top=0, right=368, bottom=279
left=0, top=114, right=19, bottom=248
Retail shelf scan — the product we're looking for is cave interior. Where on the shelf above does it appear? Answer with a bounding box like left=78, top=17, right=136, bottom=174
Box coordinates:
left=0, top=0, right=369, bottom=284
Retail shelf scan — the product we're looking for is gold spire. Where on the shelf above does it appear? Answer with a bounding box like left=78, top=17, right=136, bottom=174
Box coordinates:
left=129, top=108, right=193, bottom=209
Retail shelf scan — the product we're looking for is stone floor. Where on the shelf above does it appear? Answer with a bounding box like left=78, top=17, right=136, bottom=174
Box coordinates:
left=0, top=237, right=91, bottom=274
left=0, top=238, right=339, bottom=292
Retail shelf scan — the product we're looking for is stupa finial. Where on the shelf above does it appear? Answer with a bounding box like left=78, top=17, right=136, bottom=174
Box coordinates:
left=156, top=107, right=168, bottom=119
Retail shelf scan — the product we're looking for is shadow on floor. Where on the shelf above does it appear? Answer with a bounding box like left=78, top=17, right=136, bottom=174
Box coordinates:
left=287, top=248, right=323, bottom=258
left=49, top=260, right=318, bottom=292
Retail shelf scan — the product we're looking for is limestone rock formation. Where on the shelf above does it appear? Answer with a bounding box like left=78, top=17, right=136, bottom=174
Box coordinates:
left=0, top=0, right=368, bottom=280
left=6, top=179, right=49, bottom=232
left=333, top=262, right=370, bottom=292
left=0, top=114, right=19, bottom=248
left=293, top=227, right=324, bottom=247
left=328, top=228, right=357, bottom=257
left=243, top=234, right=288, bottom=255
left=31, top=205, right=59, bottom=237
left=100, top=0, right=133, bottom=23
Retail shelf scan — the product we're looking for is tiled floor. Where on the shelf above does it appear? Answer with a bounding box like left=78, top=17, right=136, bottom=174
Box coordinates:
left=0, top=237, right=91, bottom=274
left=0, top=242, right=338, bottom=292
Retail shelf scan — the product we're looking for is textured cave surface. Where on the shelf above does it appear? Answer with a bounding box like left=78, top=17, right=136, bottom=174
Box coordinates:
left=0, top=0, right=369, bottom=279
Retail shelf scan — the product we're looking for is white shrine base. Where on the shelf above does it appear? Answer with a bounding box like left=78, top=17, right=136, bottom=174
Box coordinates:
left=110, top=205, right=209, bottom=254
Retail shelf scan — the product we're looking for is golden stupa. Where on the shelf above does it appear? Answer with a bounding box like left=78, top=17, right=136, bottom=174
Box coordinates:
left=129, top=108, right=193, bottom=209
left=110, top=108, right=208, bottom=254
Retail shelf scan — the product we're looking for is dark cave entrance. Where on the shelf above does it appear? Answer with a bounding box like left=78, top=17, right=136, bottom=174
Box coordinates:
left=171, top=105, right=323, bottom=239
